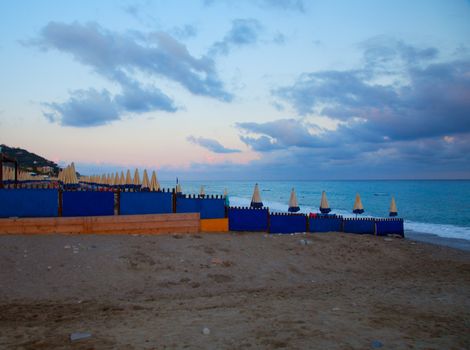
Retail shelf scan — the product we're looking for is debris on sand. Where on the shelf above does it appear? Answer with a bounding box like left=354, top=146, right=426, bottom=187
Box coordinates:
left=70, top=332, right=92, bottom=342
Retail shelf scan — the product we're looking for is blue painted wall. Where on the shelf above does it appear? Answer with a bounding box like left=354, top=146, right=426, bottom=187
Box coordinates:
left=343, top=218, right=375, bottom=235
left=120, top=191, right=172, bottom=215
left=376, top=219, right=404, bottom=236
left=309, top=216, right=343, bottom=233
left=176, top=196, right=225, bottom=219
left=269, top=214, right=307, bottom=234
left=0, top=189, right=58, bottom=217
left=228, top=207, right=268, bottom=231
left=62, top=191, right=114, bottom=217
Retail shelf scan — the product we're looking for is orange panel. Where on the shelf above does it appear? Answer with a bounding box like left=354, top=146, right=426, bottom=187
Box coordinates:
left=200, top=218, right=229, bottom=232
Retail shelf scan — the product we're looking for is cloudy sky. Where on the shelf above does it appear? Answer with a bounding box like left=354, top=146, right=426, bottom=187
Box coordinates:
left=1, top=0, right=469, bottom=179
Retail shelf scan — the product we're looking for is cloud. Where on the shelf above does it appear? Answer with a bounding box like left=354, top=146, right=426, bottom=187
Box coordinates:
left=210, top=19, right=262, bottom=56
left=230, top=38, right=470, bottom=178
left=260, top=0, right=305, bottom=12
left=274, top=40, right=470, bottom=143
left=29, top=21, right=232, bottom=126
left=187, top=136, right=241, bottom=153
left=203, top=0, right=305, bottom=13
left=43, top=89, right=119, bottom=127
left=237, top=119, right=327, bottom=151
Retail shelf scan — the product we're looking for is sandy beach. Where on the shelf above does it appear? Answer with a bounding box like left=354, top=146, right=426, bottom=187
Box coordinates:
left=0, top=232, right=469, bottom=349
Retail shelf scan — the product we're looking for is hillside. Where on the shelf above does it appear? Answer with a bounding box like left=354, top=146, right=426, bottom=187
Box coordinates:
left=0, top=144, right=59, bottom=175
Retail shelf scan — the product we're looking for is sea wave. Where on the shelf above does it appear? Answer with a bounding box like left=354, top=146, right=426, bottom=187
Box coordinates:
left=229, top=196, right=470, bottom=241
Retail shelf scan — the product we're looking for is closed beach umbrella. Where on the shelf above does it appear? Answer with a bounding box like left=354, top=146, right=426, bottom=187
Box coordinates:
left=250, top=183, right=263, bottom=208
left=119, top=171, right=126, bottom=189
left=150, top=171, right=160, bottom=191
left=389, top=196, right=398, bottom=217
left=133, top=168, right=141, bottom=189
left=224, top=188, right=229, bottom=206
left=353, top=193, right=364, bottom=215
left=125, top=169, right=132, bottom=188
left=288, top=188, right=300, bottom=212
left=141, top=169, right=150, bottom=190
left=113, top=172, right=120, bottom=186
left=200, top=185, right=205, bottom=197
left=320, top=191, right=331, bottom=214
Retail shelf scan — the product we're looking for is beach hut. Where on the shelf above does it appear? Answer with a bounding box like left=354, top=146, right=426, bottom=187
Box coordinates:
left=320, top=191, right=331, bottom=214
left=200, top=185, right=205, bottom=198
left=141, top=169, right=150, bottom=191
left=288, top=188, right=300, bottom=212
left=250, top=183, right=263, bottom=208
left=150, top=171, right=160, bottom=191
left=353, top=193, right=364, bottom=216
left=389, top=197, right=398, bottom=217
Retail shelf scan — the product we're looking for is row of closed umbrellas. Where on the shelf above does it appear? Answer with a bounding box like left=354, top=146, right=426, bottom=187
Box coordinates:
left=249, top=183, right=398, bottom=217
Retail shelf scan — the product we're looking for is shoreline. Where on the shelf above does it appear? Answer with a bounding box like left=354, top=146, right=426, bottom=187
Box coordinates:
left=406, top=230, right=470, bottom=252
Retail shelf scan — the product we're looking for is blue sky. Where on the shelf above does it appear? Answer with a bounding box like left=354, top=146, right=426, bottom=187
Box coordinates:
left=1, top=0, right=469, bottom=179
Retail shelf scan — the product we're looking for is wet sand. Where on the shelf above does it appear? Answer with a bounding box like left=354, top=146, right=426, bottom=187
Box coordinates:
left=0, top=232, right=469, bottom=349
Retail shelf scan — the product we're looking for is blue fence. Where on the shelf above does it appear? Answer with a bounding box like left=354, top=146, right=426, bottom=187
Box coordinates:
left=0, top=189, right=58, bottom=218
left=176, top=195, right=225, bottom=219
left=228, top=207, right=269, bottom=231
left=309, top=215, right=343, bottom=233
left=120, top=191, right=172, bottom=215
left=343, top=218, right=376, bottom=235
left=375, top=219, right=404, bottom=237
left=62, top=191, right=114, bottom=217
left=269, top=213, right=307, bottom=234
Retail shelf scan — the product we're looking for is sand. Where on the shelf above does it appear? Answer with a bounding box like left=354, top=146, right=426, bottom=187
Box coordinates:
left=0, top=232, right=469, bottom=349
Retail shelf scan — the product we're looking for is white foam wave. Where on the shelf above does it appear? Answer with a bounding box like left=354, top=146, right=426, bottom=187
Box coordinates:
left=229, top=196, right=470, bottom=241
left=405, top=221, right=470, bottom=240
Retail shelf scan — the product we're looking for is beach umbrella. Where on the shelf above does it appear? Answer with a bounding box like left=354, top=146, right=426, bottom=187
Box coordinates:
left=113, top=172, right=120, bottom=187
left=224, top=188, right=230, bottom=206
left=100, top=174, right=107, bottom=185
left=150, top=170, right=160, bottom=191
left=125, top=169, right=132, bottom=189
left=319, top=191, right=331, bottom=214
left=288, top=188, right=300, bottom=213
left=119, top=171, right=126, bottom=189
left=141, top=169, right=150, bottom=190
left=389, top=196, right=398, bottom=217
left=353, top=193, right=364, bottom=215
left=176, top=177, right=182, bottom=194
left=70, top=162, right=78, bottom=183
left=133, top=168, right=141, bottom=189
left=250, top=183, right=263, bottom=208
left=200, top=185, right=205, bottom=197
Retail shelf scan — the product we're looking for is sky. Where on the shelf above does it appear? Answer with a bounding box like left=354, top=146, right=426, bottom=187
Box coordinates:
left=1, top=0, right=469, bottom=180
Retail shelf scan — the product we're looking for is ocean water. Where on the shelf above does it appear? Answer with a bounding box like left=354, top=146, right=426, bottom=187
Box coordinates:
left=160, top=180, right=470, bottom=242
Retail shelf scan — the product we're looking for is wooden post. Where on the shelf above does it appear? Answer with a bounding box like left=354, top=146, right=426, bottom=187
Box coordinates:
left=58, top=188, right=63, bottom=217
left=172, top=188, right=176, bottom=213
left=0, top=155, right=3, bottom=189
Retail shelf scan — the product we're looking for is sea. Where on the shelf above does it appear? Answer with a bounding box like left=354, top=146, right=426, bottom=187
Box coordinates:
left=160, top=180, right=470, bottom=251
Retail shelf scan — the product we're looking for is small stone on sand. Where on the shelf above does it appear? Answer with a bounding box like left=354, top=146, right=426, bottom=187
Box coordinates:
left=70, top=332, right=92, bottom=342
